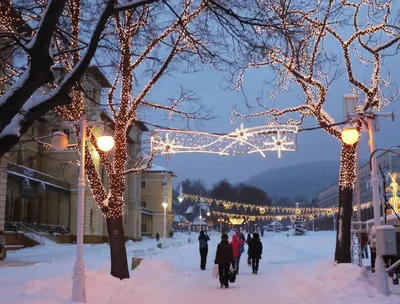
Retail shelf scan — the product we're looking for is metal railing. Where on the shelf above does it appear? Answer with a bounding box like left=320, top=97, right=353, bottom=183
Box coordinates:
left=16, top=222, right=46, bottom=245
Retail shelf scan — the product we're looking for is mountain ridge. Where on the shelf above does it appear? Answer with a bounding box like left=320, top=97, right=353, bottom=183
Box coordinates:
left=245, top=161, right=340, bottom=200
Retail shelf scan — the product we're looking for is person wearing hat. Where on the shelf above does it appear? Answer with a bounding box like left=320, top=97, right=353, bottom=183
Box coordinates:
left=214, top=233, right=234, bottom=288
left=198, top=230, right=210, bottom=270
left=248, top=232, right=263, bottom=274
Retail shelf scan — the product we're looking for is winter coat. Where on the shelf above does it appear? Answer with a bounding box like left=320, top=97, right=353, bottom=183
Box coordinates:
left=198, top=233, right=210, bottom=248
left=248, top=237, right=263, bottom=259
left=360, top=232, right=368, bottom=248
left=246, top=233, right=252, bottom=244
left=215, top=240, right=234, bottom=265
left=230, top=234, right=245, bottom=258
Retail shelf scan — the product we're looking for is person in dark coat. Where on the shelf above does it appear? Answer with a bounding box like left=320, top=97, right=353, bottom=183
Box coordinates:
left=198, top=230, right=210, bottom=270
left=155, top=232, right=160, bottom=242
left=215, top=233, right=234, bottom=288
left=239, top=232, right=246, bottom=243
left=248, top=232, right=263, bottom=274
left=246, top=233, right=252, bottom=244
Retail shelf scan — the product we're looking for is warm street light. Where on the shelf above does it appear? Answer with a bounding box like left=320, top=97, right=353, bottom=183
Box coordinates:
left=177, top=184, right=184, bottom=203
left=51, top=116, right=114, bottom=303
left=51, top=131, right=69, bottom=151
left=341, top=126, right=359, bottom=145
left=96, top=131, right=115, bottom=152
left=207, top=211, right=210, bottom=216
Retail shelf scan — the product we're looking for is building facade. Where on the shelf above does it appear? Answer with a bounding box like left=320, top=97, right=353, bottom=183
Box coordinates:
left=313, top=148, right=400, bottom=228
left=0, top=67, right=148, bottom=242
left=316, top=183, right=339, bottom=208
left=140, top=165, right=175, bottom=238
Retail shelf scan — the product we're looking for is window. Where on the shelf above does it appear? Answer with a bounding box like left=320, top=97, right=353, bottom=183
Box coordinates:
left=141, top=181, right=146, bottom=188
left=141, top=201, right=147, bottom=208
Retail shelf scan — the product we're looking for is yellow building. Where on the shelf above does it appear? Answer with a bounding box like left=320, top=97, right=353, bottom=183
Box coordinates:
left=0, top=67, right=148, bottom=243
left=141, top=165, right=175, bottom=238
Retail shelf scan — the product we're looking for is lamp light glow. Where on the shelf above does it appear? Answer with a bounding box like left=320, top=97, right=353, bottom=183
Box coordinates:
left=52, top=131, right=69, bottom=151
left=341, top=126, right=360, bottom=145
left=97, top=132, right=115, bottom=152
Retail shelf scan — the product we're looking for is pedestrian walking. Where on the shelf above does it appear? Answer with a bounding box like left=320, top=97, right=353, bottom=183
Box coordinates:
left=248, top=232, right=263, bottom=274
left=198, top=230, right=210, bottom=270
left=246, top=233, right=252, bottom=244
left=155, top=232, right=160, bottom=243
left=239, top=232, right=246, bottom=243
left=215, top=233, right=234, bottom=288
left=230, top=234, right=244, bottom=274
left=369, top=225, right=376, bottom=272
left=260, top=228, right=264, bottom=238
left=360, top=232, right=369, bottom=259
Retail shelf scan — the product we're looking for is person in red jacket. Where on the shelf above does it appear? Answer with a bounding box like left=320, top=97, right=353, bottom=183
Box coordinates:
left=231, top=234, right=245, bottom=274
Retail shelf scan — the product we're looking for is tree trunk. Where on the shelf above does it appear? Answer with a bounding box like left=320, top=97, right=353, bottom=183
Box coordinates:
left=106, top=217, right=130, bottom=279
left=334, top=144, right=357, bottom=263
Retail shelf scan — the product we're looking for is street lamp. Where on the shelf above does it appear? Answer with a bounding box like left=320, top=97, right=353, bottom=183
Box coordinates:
left=177, top=184, right=184, bottom=203
left=52, top=116, right=114, bottom=303
left=341, top=111, right=391, bottom=296
left=162, top=201, right=168, bottom=249
left=162, top=178, right=168, bottom=249
left=341, top=126, right=360, bottom=145
left=96, top=130, right=115, bottom=152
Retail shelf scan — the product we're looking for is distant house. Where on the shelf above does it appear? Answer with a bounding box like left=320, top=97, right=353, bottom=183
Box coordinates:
left=140, top=164, right=176, bottom=237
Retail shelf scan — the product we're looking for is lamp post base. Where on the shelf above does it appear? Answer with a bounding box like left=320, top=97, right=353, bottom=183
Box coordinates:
left=71, top=264, right=86, bottom=302
left=374, top=254, right=389, bottom=296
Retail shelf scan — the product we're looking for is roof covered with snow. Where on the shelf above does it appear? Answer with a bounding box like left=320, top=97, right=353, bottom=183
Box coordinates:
left=192, top=217, right=207, bottom=225
left=173, top=215, right=187, bottom=222
left=143, top=164, right=175, bottom=176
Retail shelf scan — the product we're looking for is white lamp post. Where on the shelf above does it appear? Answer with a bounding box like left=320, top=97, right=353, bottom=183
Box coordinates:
left=52, top=116, right=114, bottom=303
left=162, top=178, right=168, bottom=249
left=162, top=202, right=168, bottom=248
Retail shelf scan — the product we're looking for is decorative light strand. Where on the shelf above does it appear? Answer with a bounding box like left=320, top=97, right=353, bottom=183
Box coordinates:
left=151, top=124, right=298, bottom=158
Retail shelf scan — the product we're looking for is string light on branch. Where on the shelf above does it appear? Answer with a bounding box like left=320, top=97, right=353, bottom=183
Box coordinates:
left=151, top=124, right=298, bottom=158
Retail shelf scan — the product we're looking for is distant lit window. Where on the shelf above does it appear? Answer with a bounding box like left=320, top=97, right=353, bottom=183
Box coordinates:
left=141, top=181, right=146, bottom=188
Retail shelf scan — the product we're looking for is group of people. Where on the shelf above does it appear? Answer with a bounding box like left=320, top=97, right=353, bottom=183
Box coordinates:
left=198, top=230, right=263, bottom=288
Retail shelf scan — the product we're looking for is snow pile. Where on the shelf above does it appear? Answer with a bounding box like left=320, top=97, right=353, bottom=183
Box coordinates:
left=12, top=259, right=177, bottom=304
left=286, top=261, right=399, bottom=304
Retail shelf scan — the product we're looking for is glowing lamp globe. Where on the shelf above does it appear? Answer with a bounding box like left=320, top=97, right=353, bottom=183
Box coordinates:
left=52, top=131, right=69, bottom=151
left=97, top=132, right=114, bottom=152
left=207, top=212, right=211, bottom=216
left=162, top=202, right=168, bottom=209
left=341, top=127, right=359, bottom=145
left=177, top=195, right=184, bottom=203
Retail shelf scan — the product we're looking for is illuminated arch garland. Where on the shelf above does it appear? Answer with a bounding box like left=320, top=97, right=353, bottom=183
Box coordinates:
left=151, top=123, right=298, bottom=158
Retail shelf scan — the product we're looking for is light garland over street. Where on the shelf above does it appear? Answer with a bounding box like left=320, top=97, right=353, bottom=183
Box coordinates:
left=151, top=123, right=298, bottom=158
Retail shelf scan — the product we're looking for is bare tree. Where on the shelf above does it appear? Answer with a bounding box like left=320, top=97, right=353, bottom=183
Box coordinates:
left=230, top=0, right=400, bottom=262
left=0, top=0, right=160, bottom=157
left=53, top=0, right=218, bottom=279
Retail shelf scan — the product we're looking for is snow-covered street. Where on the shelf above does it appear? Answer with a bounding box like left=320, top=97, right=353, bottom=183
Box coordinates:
left=1, top=231, right=399, bottom=304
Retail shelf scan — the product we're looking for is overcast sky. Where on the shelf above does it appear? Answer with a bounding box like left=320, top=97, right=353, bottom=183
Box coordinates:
left=141, top=21, right=400, bottom=189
